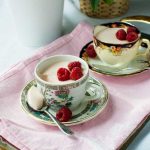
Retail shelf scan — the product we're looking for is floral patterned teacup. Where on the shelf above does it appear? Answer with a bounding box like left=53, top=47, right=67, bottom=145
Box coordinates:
left=34, top=55, right=98, bottom=110
left=93, top=22, right=150, bottom=68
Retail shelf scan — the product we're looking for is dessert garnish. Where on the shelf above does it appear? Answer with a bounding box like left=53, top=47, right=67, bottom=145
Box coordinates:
left=86, top=45, right=97, bottom=58
left=57, top=61, right=83, bottom=81
left=116, top=29, right=127, bottom=40
left=116, top=26, right=138, bottom=42
left=68, top=61, right=81, bottom=71
left=56, top=106, right=72, bottom=122
left=126, top=32, right=138, bottom=42
left=57, top=68, right=70, bottom=81
left=127, top=27, right=137, bottom=34
left=70, top=67, right=83, bottom=80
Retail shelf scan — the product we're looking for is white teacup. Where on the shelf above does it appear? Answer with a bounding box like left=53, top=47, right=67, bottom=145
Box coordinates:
left=93, top=22, right=150, bottom=68
left=34, top=55, right=98, bottom=110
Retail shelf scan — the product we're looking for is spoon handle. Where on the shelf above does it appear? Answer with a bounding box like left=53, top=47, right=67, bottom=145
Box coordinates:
left=44, top=110, right=74, bottom=136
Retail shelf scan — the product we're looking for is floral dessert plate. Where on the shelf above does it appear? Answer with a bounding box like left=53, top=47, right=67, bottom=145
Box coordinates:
left=80, top=41, right=150, bottom=76
left=20, top=77, right=108, bottom=126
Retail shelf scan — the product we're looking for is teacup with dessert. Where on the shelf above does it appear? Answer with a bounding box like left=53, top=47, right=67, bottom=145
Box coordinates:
left=34, top=55, right=103, bottom=114
left=21, top=55, right=108, bottom=125
left=81, top=22, right=150, bottom=75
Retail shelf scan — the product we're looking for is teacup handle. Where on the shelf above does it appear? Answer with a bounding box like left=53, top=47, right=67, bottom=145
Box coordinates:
left=138, top=38, right=150, bottom=54
left=84, top=81, right=103, bottom=102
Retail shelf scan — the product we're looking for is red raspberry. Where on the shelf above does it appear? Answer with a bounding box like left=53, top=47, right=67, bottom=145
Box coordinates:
left=116, top=29, right=127, bottom=40
left=57, top=68, right=70, bottom=81
left=68, top=61, right=81, bottom=71
left=56, top=106, right=72, bottom=122
left=86, top=45, right=97, bottom=58
left=127, top=27, right=137, bottom=34
left=126, top=32, right=138, bottom=42
left=70, top=67, right=83, bottom=80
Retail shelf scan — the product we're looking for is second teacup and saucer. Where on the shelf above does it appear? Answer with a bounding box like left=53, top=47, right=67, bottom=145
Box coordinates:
left=80, top=22, right=150, bottom=76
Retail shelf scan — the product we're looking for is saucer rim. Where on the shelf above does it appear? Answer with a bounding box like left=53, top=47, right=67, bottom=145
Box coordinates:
left=20, top=77, right=109, bottom=126
left=80, top=41, right=148, bottom=77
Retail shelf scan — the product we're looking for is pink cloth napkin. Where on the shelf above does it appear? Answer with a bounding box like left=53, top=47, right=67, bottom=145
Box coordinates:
left=0, top=22, right=150, bottom=150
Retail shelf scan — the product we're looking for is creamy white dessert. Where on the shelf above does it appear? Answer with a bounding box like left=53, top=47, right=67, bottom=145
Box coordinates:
left=96, top=28, right=130, bottom=44
left=40, top=61, right=85, bottom=84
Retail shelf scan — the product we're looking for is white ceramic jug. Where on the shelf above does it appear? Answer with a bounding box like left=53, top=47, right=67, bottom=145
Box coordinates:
left=6, top=0, right=64, bottom=47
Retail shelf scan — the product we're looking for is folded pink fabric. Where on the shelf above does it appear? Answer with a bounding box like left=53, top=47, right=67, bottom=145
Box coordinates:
left=0, top=22, right=150, bottom=150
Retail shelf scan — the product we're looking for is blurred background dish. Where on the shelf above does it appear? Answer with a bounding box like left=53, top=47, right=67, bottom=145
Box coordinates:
left=80, top=39, right=150, bottom=76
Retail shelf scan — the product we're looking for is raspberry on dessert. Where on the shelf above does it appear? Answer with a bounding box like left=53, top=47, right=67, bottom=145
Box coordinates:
left=126, top=32, right=138, bottom=42
left=57, top=68, right=70, bottom=81
left=70, top=67, right=83, bottom=80
left=68, top=61, right=81, bottom=71
left=56, top=106, right=72, bottom=122
left=116, top=29, right=127, bottom=40
left=86, top=45, right=97, bottom=58
left=127, top=27, right=137, bottom=34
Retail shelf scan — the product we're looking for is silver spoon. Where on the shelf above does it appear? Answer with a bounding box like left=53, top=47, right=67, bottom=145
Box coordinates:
left=27, top=102, right=74, bottom=136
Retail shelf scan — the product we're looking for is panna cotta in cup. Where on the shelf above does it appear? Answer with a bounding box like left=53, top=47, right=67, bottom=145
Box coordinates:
left=96, top=27, right=140, bottom=45
left=93, top=22, right=150, bottom=68
left=41, top=61, right=72, bottom=84
left=40, top=60, right=86, bottom=85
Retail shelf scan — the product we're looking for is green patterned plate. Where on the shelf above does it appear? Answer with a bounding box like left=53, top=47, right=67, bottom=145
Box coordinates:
left=20, top=77, right=108, bottom=126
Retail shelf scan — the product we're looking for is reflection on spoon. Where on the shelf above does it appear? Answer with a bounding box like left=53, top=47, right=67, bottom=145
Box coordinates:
left=27, top=86, right=74, bottom=136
